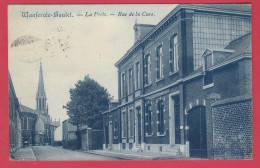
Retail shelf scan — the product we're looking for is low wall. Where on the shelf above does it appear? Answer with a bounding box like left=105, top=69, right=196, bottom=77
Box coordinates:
left=211, top=95, right=252, bottom=159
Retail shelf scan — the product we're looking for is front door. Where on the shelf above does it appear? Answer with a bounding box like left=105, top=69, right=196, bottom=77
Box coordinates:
left=188, top=106, right=207, bottom=158
left=137, top=109, right=141, bottom=144
left=105, top=126, right=109, bottom=148
left=109, top=121, right=113, bottom=147
left=174, top=96, right=181, bottom=144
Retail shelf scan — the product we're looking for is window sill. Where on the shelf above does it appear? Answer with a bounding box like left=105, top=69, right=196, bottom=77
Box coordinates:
left=144, top=83, right=152, bottom=88
left=169, top=71, right=178, bottom=77
left=134, top=88, right=141, bottom=92
left=203, top=83, right=214, bottom=89
left=145, top=133, right=153, bottom=137
left=156, top=77, right=164, bottom=83
left=157, top=132, right=166, bottom=136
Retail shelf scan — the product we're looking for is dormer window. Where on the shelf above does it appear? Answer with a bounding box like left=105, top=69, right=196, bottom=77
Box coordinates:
left=202, top=48, right=234, bottom=89
left=202, top=49, right=214, bottom=88
left=204, top=52, right=213, bottom=70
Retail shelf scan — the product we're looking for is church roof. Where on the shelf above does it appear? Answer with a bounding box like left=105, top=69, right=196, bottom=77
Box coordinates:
left=36, top=61, right=46, bottom=98
left=20, top=104, right=36, bottom=114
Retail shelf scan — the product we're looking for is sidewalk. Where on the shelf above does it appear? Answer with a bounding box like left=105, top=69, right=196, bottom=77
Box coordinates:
left=83, top=149, right=198, bottom=160
left=14, top=147, right=37, bottom=160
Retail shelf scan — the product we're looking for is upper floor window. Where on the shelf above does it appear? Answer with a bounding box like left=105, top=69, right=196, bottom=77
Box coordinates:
left=170, top=34, right=179, bottom=73
left=144, top=54, right=151, bottom=85
left=128, top=68, right=133, bottom=94
left=121, top=73, right=126, bottom=97
left=157, top=100, right=164, bottom=134
left=135, top=61, right=140, bottom=90
left=156, top=45, right=163, bottom=79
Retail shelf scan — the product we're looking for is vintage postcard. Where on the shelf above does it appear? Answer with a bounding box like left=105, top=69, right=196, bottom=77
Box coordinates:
left=7, top=3, right=252, bottom=162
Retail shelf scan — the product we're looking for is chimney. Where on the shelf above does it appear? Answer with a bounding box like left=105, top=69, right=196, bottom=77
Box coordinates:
left=134, top=24, right=155, bottom=43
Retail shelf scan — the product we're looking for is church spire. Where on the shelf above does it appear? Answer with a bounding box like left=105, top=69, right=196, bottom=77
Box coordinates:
left=37, top=61, right=45, bottom=96
left=36, top=60, right=47, bottom=112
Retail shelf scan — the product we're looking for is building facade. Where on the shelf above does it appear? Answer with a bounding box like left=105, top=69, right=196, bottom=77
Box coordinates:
left=62, top=119, right=78, bottom=149
left=103, top=4, right=252, bottom=159
left=9, top=72, right=22, bottom=156
left=19, top=62, right=60, bottom=146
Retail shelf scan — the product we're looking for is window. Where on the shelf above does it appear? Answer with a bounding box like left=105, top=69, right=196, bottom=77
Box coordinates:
left=157, top=100, right=164, bottom=134
left=114, top=121, right=119, bottom=139
left=203, top=53, right=213, bottom=86
left=28, top=118, right=34, bottom=130
left=129, top=109, right=135, bottom=137
left=23, top=117, right=27, bottom=130
left=144, top=54, right=151, bottom=85
left=156, top=46, right=163, bottom=79
left=128, top=68, right=133, bottom=94
left=122, top=111, right=127, bottom=138
left=135, top=62, right=140, bottom=90
left=170, top=34, right=179, bottom=73
left=204, top=71, right=213, bottom=86
left=121, top=73, right=126, bottom=97
left=204, top=53, right=213, bottom=69
left=145, top=104, right=152, bottom=135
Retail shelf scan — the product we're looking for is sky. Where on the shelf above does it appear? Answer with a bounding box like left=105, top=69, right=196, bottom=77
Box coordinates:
left=8, top=4, right=178, bottom=140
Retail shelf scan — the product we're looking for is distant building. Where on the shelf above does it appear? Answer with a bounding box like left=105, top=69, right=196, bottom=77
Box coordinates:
left=62, top=119, right=78, bottom=149
left=9, top=72, right=22, bottom=155
left=19, top=61, right=60, bottom=145
left=54, top=125, right=62, bottom=141
left=62, top=119, right=104, bottom=150
left=103, top=4, right=252, bottom=159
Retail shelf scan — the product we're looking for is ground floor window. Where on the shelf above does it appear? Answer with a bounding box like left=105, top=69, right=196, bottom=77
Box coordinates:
left=129, top=109, right=135, bottom=137
left=122, top=111, right=127, bottom=138
left=157, top=100, right=164, bottom=134
left=145, top=104, right=152, bottom=135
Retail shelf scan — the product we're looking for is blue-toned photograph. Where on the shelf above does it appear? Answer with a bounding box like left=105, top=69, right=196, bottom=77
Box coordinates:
left=8, top=4, right=252, bottom=160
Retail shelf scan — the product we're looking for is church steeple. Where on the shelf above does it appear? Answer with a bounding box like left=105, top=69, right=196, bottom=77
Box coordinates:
left=36, top=60, right=47, bottom=112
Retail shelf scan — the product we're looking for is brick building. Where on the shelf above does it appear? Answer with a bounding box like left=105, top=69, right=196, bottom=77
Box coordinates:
left=9, top=72, right=22, bottom=156
left=102, top=4, right=252, bottom=159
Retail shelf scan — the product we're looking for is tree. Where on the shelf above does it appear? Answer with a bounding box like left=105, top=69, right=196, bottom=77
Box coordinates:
left=64, top=75, right=110, bottom=148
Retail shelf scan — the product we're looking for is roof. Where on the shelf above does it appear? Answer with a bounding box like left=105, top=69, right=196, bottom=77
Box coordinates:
left=115, top=4, right=251, bottom=67
left=187, top=4, right=251, bottom=13
left=224, top=32, right=252, bottom=61
left=8, top=71, right=20, bottom=106
left=199, top=32, right=251, bottom=72
left=20, top=104, right=36, bottom=114
left=134, top=23, right=155, bottom=28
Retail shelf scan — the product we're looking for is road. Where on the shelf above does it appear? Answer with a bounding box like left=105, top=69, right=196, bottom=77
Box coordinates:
left=31, top=146, right=119, bottom=160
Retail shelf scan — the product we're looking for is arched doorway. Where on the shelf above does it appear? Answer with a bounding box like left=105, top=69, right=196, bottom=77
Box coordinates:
left=187, top=106, right=207, bottom=158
